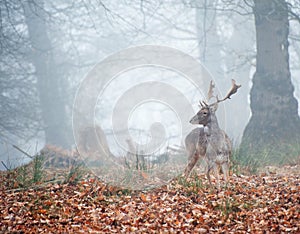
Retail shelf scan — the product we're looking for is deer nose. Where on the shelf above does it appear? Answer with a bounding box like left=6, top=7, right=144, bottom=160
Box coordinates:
left=189, top=115, right=198, bottom=124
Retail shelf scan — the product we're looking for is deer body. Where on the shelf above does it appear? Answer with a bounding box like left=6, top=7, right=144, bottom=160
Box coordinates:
left=183, top=127, right=208, bottom=177
left=203, top=113, right=231, bottom=186
left=184, top=80, right=240, bottom=188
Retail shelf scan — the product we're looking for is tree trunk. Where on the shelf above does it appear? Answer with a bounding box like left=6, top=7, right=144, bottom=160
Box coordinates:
left=23, top=1, right=70, bottom=147
left=241, top=0, right=300, bottom=161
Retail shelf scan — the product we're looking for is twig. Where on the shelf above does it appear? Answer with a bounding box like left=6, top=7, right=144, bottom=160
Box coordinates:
left=12, top=144, right=33, bottom=159
left=1, top=161, right=9, bottom=171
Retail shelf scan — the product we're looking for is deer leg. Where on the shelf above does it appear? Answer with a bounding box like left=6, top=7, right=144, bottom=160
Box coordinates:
left=213, top=165, right=220, bottom=190
left=184, top=152, right=200, bottom=178
left=221, top=162, right=229, bottom=183
left=206, top=163, right=213, bottom=187
left=206, top=162, right=221, bottom=189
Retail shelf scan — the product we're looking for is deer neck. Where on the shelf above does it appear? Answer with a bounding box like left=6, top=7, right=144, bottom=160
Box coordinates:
left=206, top=114, right=220, bottom=135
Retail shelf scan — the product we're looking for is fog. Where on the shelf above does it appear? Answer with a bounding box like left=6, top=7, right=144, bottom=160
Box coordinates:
left=1, top=0, right=300, bottom=170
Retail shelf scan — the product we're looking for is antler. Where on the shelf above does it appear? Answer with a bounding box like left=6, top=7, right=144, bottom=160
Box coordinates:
left=209, top=79, right=241, bottom=106
left=198, top=80, right=216, bottom=108
left=198, top=100, right=208, bottom=108
left=198, top=79, right=241, bottom=108
left=207, top=80, right=215, bottom=101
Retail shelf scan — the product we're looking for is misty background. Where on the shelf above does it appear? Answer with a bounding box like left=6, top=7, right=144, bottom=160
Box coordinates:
left=1, top=0, right=300, bottom=170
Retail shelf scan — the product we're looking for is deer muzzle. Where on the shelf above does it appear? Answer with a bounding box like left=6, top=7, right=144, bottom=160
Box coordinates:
left=189, top=115, right=199, bottom=124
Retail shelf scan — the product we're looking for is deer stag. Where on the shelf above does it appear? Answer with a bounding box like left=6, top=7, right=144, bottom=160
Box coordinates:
left=183, top=79, right=241, bottom=188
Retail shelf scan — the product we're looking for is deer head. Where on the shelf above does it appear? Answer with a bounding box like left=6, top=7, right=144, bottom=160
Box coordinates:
left=189, top=79, right=241, bottom=126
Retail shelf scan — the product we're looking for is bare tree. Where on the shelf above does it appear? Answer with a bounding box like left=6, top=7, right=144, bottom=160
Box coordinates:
left=22, top=0, right=71, bottom=147
left=0, top=1, right=41, bottom=140
left=241, top=0, right=300, bottom=161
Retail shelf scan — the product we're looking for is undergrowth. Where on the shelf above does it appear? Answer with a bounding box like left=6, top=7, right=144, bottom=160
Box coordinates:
left=231, top=140, right=300, bottom=175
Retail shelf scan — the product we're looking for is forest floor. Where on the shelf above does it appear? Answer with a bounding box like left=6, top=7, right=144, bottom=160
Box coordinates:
left=0, top=164, right=299, bottom=233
